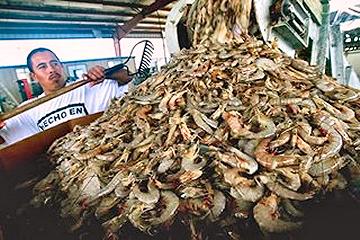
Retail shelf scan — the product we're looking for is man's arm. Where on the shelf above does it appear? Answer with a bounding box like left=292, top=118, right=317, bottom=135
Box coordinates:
left=83, top=65, right=132, bottom=86
left=0, top=121, right=4, bottom=144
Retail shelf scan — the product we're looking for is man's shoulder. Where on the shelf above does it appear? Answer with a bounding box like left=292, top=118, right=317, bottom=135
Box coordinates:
left=18, top=94, right=45, bottom=107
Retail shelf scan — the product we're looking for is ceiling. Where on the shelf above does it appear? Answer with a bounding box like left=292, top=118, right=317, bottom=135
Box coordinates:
left=0, top=0, right=175, bottom=40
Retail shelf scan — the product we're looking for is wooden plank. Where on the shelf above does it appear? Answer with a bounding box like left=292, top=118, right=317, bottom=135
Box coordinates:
left=0, top=112, right=102, bottom=172
left=0, top=79, right=89, bottom=121
left=303, top=0, right=323, bottom=24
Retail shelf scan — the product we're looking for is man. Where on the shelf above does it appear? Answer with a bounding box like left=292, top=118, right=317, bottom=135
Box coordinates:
left=0, top=48, right=131, bottom=146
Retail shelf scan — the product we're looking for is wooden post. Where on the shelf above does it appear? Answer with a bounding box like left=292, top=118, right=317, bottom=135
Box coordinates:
left=113, top=34, right=121, bottom=57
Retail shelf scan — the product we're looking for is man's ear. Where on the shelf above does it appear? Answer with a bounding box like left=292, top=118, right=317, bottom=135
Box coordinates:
left=30, top=72, right=37, bottom=82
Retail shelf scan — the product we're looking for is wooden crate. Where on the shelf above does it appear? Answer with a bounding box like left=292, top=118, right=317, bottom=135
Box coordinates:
left=0, top=112, right=102, bottom=173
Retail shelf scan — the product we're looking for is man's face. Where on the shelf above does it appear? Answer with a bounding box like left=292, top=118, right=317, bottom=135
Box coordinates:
left=30, top=51, right=66, bottom=94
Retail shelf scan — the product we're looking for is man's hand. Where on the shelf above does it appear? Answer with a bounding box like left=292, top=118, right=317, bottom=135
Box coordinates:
left=83, top=65, right=132, bottom=86
left=111, top=68, right=132, bottom=85
left=82, top=65, right=105, bottom=86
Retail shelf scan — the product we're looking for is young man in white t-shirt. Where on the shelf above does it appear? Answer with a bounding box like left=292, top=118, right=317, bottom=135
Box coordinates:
left=0, top=48, right=131, bottom=146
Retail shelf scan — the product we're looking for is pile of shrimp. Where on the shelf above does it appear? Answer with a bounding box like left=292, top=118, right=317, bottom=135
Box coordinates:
left=31, top=0, right=360, bottom=239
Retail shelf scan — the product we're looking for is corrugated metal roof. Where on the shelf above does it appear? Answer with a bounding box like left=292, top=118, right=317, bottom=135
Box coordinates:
left=330, top=3, right=360, bottom=53
left=0, top=0, right=174, bottom=40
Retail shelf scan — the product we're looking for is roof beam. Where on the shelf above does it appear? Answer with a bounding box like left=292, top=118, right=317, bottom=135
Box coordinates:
left=0, top=1, right=169, bottom=19
left=0, top=9, right=166, bottom=25
left=67, top=0, right=173, bottom=11
left=0, top=2, right=166, bottom=19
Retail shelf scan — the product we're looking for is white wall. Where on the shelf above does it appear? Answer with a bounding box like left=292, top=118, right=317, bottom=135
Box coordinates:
left=346, top=52, right=360, bottom=77
left=0, top=38, right=117, bottom=67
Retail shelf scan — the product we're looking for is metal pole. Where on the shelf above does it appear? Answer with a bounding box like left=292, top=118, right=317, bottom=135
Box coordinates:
left=315, top=0, right=330, bottom=73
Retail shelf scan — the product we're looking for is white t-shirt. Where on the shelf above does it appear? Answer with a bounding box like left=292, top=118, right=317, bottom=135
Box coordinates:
left=0, top=80, right=127, bottom=146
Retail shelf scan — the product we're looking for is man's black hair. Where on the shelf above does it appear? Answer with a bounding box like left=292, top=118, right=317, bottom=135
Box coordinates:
left=26, top=48, right=61, bottom=73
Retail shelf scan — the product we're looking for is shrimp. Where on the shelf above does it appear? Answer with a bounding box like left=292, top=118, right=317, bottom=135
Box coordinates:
left=290, top=128, right=298, bottom=148
left=33, top=171, right=61, bottom=193
left=233, top=196, right=254, bottom=219
left=210, top=103, right=227, bottom=120
left=228, top=146, right=259, bottom=174
left=314, top=125, right=342, bottom=162
left=269, top=98, right=302, bottom=106
left=326, top=172, right=348, bottom=192
left=136, top=105, right=152, bottom=119
left=112, top=148, right=131, bottom=167
left=243, top=139, right=260, bottom=157
left=254, top=194, right=302, bottom=233
left=114, top=180, right=131, bottom=198
left=102, top=211, right=128, bottom=234
left=269, top=130, right=291, bottom=150
left=165, top=110, right=181, bottom=146
left=79, top=172, right=101, bottom=198
left=96, top=151, right=121, bottom=162
left=281, top=199, right=304, bottom=218
left=87, top=171, right=126, bottom=204
left=296, top=136, right=315, bottom=156
left=168, top=90, right=187, bottom=110
left=179, top=196, right=212, bottom=216
left=314, top=79, right=335, bottom=92
left=333, top=102, right=355, bottom=121
left=133, top=90, right=162, bottom=104
left=209, top=190, right=226, bottom=221
left=354, top=138, right=360, bottom=147
left=179, top=170, right=203, bottom=184
left=157, top=149, right=175, bottom=173
left=245, top=110, right=276, bottom=139
left=74, top=140, right=119, bottom=161
left=222, top=111, right=251, bottom=138
left=317, top=114, right=352, bottom=143
left=179, top=116, right=193, bottom=142
left=218, top=151, right=258, bottom=175
left=189, top=107, right=214, bottom=134
left=132, top=180, right=160, bottom=204
left=299, top=99, right=317, bottom=112
left=95, top=193, right=121, bottom=218
left=229, top=178, right=265, bottom=202
left=308, top=156, right=347, bottom=177
left=158, top=89, right=172, bottom=114
left=179, top=186, right=208, bottom=199
left=313, top=96, right=352, bottom=122
left=254, top=138, right=299, bottom=170
left=275, top=167, right=301, bottom=191
left=255, top=57, right=278, bottom=71
left=258, top=175, right=313, bottom=201
left=291, top=58, right=318, bottom=74
left=181, top=143, right=207, bottom=171
left=297, top=124, right=327, bottom=145
left=333, top=87, right=359, bottom=103
left=223, top=168, right=249, bottom=186
left=128, top=201, right=156, bottom=233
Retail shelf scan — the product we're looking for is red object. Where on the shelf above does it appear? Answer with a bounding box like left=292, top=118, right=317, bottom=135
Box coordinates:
left=20, top=79, right=33, bottom=99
